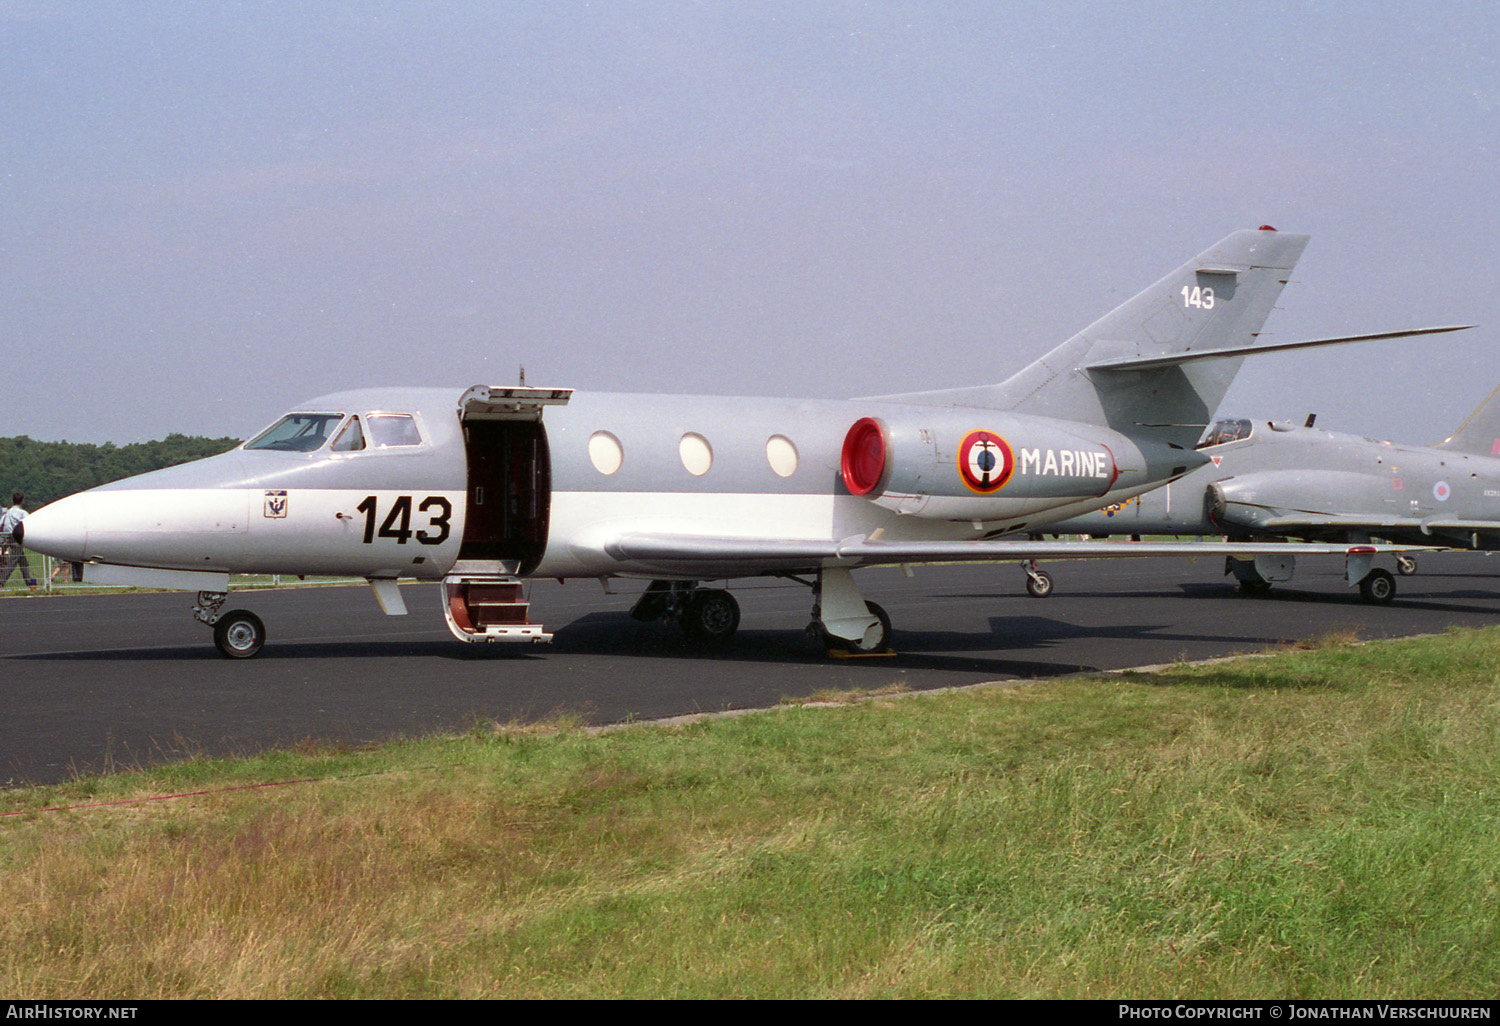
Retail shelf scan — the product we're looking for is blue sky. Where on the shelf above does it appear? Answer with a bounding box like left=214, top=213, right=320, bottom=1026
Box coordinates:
left=4, top=1, right=1497, bottom=444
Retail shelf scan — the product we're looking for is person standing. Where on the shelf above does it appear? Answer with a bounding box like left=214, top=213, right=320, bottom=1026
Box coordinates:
left=0, top=492, right=38, bottom=590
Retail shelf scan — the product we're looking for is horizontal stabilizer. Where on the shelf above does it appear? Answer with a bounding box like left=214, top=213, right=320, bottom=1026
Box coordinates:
left=1086, top=325, right=1472, bottom=373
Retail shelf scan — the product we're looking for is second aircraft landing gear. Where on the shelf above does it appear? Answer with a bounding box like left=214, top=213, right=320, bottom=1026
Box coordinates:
left=1358, top=567, right=1396, bottom=605
left=1227, top=552, right=1403, bottom=605
left=1023, top=561, right=1053, bottom=598
left=1226, top=554, right=1290, bottom=596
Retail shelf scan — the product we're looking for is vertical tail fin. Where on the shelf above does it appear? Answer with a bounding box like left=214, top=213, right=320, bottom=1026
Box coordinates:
left=1436, top=383, right=1500, bottom=455
left=876, top=227, right=1310, bottom=450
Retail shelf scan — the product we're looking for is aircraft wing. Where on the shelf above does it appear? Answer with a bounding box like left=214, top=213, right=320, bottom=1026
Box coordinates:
left=599, top=533, right=1441, bottom=576
left=1259, top=514, right=1423, bottom=532
left=1421, top=520, right=1500, bottom=533
left=1260, top=515, right=1500, bottom=538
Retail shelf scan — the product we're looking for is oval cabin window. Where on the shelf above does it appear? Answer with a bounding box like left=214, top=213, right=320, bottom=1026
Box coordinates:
left=589, top=431, right=624, bottom=475
left=679, top=433, right=713, bottom=476
left=766, top=435, right=798, bottom=477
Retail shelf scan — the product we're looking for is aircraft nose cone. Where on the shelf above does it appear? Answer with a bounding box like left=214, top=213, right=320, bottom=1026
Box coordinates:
left=22, top=496, right=92, bottom=564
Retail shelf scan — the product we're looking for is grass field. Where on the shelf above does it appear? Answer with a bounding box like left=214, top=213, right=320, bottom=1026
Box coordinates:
left=2, top=627, right=1497, bottom=998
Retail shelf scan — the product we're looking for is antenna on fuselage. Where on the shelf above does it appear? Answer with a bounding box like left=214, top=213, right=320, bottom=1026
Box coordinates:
left=519, top=365, right=526, bottom=386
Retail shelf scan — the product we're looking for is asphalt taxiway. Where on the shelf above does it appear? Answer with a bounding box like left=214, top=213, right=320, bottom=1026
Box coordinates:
left=3, top=552, right=1498, bottom=785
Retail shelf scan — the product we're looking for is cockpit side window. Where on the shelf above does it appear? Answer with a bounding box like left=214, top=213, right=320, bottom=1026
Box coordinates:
left=331, top=416, right=366, bottom=452
left=245, top=413, right=346, bottom=452
left=366, top=414, right=423, bottom=448
left=1198, top=418, right=1253, bottom=449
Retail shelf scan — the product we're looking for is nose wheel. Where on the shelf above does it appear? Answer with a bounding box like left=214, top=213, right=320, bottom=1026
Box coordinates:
left=213, top=609, right=267, bottom=659
left=194, top=594, right=267, bottom=658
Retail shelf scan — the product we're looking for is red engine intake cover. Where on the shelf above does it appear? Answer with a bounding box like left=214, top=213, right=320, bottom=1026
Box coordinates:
left=841, top=418, right=886, bottom=496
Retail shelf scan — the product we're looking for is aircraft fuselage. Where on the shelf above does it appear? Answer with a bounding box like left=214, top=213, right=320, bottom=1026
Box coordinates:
left=29, top=386, right=1200, bottom=584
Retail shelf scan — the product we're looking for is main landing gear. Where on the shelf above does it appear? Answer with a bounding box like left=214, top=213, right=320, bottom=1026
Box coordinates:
left=1357, top=567, right=1396, bottom=605
left=819, top=599, right=891, bottom=655
left=629, top=568, right=894, bottom=655
left=1226, top=554, right=1400, bottom=605
left=629, top=581, right=741, bottom=642
left=195, top=591, right=267, bottom=659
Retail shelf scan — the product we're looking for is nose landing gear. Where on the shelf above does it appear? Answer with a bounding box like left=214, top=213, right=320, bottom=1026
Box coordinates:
left=213, top=610, right=266, bottom=658
left=195, top=591, right=268, bottom=659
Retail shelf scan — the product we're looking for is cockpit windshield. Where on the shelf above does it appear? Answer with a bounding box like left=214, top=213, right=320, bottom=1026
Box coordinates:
left=245, top=413, right=346, bottom=452
left=1198, top=418, right=1253, bottom=448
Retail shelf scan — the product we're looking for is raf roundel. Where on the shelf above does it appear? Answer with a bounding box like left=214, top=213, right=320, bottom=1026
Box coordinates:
left=957, top=430, right=1014, bottom=494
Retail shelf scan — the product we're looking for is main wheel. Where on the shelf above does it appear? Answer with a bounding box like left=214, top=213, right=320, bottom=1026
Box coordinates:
left=681, top=589, right=740, bottom=642
left=1025, top=570, right=1054, bottom=598
left=1237, top=579, right=1272, bottom=596
left=1395, top=555, right=1418, bottom=576
left=834, top=601, right=892, bottom=654
left=1358, top=568, right=1396, bottom=605
left=213, top=610, right=266, bottom=659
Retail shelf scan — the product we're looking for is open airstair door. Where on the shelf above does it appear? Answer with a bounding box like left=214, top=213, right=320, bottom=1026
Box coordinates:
left=444, top=385, right=573, bottom=644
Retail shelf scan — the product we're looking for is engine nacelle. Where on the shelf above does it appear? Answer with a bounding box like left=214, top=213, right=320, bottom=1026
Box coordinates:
left=840, top=408, right=1172, bottom=523
left=1209, top=470, right=1389, bottom=534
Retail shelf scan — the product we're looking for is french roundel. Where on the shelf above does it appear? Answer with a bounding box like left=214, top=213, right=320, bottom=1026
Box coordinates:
left=957, top=430, right=1014, bottom=493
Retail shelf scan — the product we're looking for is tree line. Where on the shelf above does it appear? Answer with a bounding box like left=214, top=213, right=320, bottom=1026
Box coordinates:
left=0, top=434, right=242, bottom=509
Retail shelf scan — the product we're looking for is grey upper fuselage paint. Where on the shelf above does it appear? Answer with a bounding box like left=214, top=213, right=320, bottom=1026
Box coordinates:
left=95, top=386, right=1194, bottom=502
left=93, top=387, right=469, bottom=495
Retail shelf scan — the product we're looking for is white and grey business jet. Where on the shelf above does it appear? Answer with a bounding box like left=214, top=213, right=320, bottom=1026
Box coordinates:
left=22, top=228, right=1460, bottom=657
